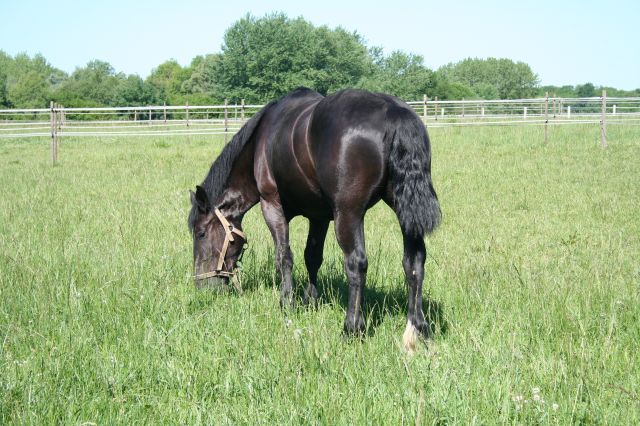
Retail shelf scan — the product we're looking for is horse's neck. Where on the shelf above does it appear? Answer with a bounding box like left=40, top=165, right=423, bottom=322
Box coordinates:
left=215, top=141, right=259, bottom=223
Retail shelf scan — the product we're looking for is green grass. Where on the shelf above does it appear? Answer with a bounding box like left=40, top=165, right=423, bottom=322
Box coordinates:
left=1, top=124, right=639, bottom=424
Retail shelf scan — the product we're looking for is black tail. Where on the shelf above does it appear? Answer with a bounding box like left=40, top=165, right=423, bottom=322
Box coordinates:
left=386, top=107, right=441, bottom=237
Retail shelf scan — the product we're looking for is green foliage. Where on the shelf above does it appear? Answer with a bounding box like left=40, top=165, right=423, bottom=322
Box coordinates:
left=440, top=57, right=539, bottom=99
left=215, top=13, right=372, bottom=102
left=538, top=83, right=640, bottom=98
left=576, top=82, right=596, bottom=97
left=358, top=50, right=436, bottom=101
left=0, top=51, right=61, bottom=108
left=6, top=71, right=49, bottom=108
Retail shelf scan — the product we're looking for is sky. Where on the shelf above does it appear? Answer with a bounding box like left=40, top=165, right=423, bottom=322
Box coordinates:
left=1, top=0, right=639, bottom=89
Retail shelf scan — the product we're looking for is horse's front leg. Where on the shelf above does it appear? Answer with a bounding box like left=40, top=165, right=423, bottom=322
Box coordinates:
left=334, top=212, right=367, bottom=335
left=260, top=198, right=295, bottom=308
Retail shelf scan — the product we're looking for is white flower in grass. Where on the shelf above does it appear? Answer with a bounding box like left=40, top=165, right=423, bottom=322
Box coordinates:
left=293, top=328, right=303, bottom=340
left=533, top=394, right=540, bottom=402
left=552, top=403, right=559, bottom=411
left=532, top=387, right=540, bottom=395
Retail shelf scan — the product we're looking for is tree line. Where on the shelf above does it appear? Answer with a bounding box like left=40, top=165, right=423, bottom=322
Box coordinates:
left=1, top=13, right=638, bottom=109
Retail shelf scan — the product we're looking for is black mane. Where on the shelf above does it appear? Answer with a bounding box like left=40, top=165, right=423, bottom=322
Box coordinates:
left=188, top=100, right=276, bottom=231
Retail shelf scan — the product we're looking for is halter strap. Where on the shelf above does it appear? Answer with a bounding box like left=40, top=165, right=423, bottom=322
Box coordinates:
left=193, top=208, right=246, bottom=286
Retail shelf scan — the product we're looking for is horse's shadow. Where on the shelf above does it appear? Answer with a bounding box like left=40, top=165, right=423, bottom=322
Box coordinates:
left=315, top=273, right=448, bottom=338
left=188, top=266, right=448, bottom=338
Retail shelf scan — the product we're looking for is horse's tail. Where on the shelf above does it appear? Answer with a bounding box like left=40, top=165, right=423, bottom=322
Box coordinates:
left=386, top=107, right=441, bottom=237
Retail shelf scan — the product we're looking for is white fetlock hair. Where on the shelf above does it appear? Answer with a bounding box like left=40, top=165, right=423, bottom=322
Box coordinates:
left=403, top=320, right=419, bottom=354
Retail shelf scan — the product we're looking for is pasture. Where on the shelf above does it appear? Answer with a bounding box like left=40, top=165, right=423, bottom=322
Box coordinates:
left=1, top=124, right=639, bottom=424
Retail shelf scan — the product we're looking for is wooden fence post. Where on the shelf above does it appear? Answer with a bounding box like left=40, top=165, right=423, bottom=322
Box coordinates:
left=241, top=99, right=245, bottom=122
left=524, top=106, right=527, bottom=120
left=601, top=90, right=607, bottom=148
left=462, top=99, right=465, bottom=118
left=434, top=96, right=438, bottom=121
left=148, top=106, right=152, bottom=125
left=186, top=102, right=189, bottom=127
left=50, top=101, right=57, bottom=165
left=423, top=94, right=427, bottom=123
left=544, top=92, right=549, bottom=143
left=163, top=102, right=167, bottom=124
left=224, top=99, right=229, bottom=143
left=567, top=105, right=571, bottom=118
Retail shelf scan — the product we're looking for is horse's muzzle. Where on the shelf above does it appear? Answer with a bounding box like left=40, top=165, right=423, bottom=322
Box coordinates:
left=194, top=275, right=229, bottom=290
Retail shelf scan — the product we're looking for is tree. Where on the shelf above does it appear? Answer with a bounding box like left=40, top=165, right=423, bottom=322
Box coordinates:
left=440, top=57, right=539, bottom=99
left=7, top=70, right=49, bottom=108
left=0, top=51, right=10, bottom=107
left=1, top=51, right=66, bottom=108
left=181, top=54, right=223, bottom=102
left=215, top=13, right=372, bottom=102
left=113, top=75, right=157, bottom=106
left=358, top=50, right=436, bottom=101
left=55, top=60, right=122, bottom=106
left=145, top=59, right=191, bottom=104
left=575, top=82, right=596, bottom=97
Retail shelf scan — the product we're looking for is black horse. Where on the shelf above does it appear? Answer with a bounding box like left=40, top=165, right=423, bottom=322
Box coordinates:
left=188, top=88, right=441, bottom=350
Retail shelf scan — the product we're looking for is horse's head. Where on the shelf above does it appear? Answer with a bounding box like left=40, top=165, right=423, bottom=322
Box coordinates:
left=188, top=186, right=246, bottom=289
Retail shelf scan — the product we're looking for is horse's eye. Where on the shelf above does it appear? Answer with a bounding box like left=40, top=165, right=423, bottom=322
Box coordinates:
left=196, top=231, right=206, bottom=240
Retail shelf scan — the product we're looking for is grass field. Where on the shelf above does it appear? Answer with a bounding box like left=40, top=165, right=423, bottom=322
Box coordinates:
left=1, top=124, right=639, bottom=424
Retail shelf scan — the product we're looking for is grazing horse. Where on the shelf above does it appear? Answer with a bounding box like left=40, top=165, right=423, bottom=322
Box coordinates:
left=188, top=88, right=441, bottom=350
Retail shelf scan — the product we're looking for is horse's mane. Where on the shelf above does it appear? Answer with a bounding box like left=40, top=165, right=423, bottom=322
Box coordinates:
left=188, top=100, right=276, bottom=232
left=204, top=101, right=276, bottom=200
left=189, top=88, right=321, bottom=232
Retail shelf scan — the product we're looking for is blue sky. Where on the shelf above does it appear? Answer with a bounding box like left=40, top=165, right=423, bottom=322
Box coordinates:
left=1, top=0, right=638, bottom=89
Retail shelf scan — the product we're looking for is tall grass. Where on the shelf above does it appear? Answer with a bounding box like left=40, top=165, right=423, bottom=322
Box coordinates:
left=1, top=124, right=639, bottom=424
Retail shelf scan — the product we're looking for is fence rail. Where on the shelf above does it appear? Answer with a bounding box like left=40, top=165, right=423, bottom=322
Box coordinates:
left=2, top=92, right=639, bottom=162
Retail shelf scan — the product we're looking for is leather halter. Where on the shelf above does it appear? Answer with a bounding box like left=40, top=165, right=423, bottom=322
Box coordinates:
left=193, top=208, right=246, bottom=282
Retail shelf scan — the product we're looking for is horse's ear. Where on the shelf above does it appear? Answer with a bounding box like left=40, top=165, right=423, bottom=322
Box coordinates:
left=193, top=186, right=210, bottom=213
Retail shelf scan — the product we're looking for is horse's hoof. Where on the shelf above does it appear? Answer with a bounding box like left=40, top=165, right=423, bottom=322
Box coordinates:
left=403, top=319, right=433, bottom=354
left=279, top=296, right=296, bottom=310
left=342, top=314, right=365, bottom=337
left=302, top=284, right=319, bottom=306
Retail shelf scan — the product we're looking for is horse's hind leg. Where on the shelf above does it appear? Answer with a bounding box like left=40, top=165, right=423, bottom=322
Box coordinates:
left=401, top=233, right=430, bottom=352
left=334, top=211, right=367, bottom=335
left=303, top=219, right=329, bottom=305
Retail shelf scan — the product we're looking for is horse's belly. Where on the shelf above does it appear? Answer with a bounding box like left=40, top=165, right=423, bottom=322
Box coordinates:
left=275, top=169, right=332, bottom=220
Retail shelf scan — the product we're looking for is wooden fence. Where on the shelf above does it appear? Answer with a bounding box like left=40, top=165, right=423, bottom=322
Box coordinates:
left=1, top=92, right=639, bottom=164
